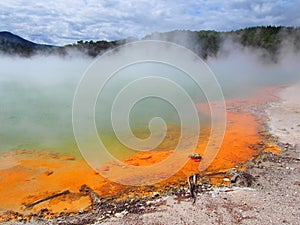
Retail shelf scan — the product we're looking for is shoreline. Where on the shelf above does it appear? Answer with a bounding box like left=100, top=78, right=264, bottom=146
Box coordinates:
left=101, top=84, right=300, bottom=225
left=1, top=85, right=299, bottom=224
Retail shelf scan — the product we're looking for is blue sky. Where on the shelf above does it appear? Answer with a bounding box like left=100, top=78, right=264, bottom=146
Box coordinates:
left=1, top=0, right=299, bottom=45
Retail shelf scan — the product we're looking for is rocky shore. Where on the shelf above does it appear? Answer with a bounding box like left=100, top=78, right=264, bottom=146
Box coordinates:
left=99, top=84, right=300, bottom=225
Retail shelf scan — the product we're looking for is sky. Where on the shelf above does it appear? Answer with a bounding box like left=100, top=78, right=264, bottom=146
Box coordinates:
left=1, top=0, right=300, bottom=45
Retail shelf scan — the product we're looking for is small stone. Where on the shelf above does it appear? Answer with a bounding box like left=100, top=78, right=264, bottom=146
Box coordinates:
left=146, top=201, right=152, bottom=205
left=189, top=153, right=202, bottom=160
left=44, top=170, right=54, bottom=176
left=293, top=181, right=300, bottom=186
left=79, top=184, right=92, bottom=196
left=152, top=192, right=159, bottom=197
left=115, top=211, right=127, bottom=218
left=61, top=156, right=75, bottom=161
left=139, top=154, right=152, bottom=160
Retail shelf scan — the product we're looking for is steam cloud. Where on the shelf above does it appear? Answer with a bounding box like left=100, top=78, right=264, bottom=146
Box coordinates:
left=0, top=37, right=299, bottom=155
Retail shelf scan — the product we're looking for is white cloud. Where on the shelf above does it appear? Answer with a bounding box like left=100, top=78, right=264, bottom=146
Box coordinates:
left=0, top=0, right=299, bottom=45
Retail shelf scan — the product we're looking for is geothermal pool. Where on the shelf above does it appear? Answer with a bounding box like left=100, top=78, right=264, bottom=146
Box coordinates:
left=0, top=57, right=215, bottom=163
left=0, top=52, right=295, bottom=218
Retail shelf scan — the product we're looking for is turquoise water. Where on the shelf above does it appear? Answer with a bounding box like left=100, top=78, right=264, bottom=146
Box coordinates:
left=0, top=57, right=210, bottom=160
left=0, top=56, right=90, bottom=156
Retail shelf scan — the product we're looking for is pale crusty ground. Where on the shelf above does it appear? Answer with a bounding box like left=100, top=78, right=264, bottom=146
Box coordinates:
left=99, top=84, right=300, bottom=225
left=266, top=83, right=300, bottom=146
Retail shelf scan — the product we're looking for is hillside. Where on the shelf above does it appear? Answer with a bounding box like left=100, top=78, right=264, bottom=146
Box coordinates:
left=0, top=31, right=57, bottom=56
left=1, top=26, right=300, bottom=60
left=143, top=26, right=300, bottom=60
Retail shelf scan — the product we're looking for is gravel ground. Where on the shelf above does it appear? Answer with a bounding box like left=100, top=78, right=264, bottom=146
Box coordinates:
left=99, top=153, right=299, bottom=225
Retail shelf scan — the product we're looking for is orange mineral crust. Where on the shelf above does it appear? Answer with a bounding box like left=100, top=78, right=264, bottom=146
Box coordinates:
left=0, top=111, right=262, bottom=215
left=0, top=86, right=280, bottom=217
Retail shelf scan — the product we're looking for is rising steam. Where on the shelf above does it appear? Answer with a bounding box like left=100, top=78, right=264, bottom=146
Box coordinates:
left=0, top=35, right=299, bottom=159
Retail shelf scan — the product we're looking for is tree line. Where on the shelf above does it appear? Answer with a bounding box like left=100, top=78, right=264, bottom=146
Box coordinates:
left=1, top=26, right=299, bottom=61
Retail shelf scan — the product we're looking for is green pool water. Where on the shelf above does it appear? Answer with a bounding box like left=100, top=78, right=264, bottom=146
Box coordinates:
left=0, top=57, right=211, bottom=162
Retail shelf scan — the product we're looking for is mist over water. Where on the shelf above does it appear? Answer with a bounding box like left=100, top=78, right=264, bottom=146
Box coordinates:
left=0, top=56, right=92, bottom=154
left=95, top=62, right=206, bottom=129
left=207, top=45, right=300, bottom=99
left=93, top=61, right=208, bottom=160
left=0, top=40, right=299, bottom=158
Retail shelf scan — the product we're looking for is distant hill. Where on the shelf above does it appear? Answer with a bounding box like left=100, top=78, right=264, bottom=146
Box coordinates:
left=1, top=26, right=300, bottom=61
left=0, top=31, right=57, bottom=56
left=0, top=31, right=126, bottom=57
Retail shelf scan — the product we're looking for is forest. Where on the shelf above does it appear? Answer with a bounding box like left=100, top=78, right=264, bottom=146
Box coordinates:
left=1, top=26, right=300, bottom=61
